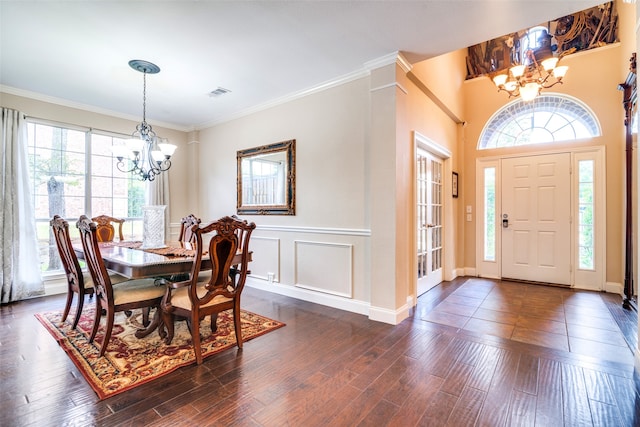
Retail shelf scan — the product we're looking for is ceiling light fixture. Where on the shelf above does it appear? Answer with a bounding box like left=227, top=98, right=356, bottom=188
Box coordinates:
left=491, top=49, right=568, bottom=102
left=113, top=60, right=176, bottom=182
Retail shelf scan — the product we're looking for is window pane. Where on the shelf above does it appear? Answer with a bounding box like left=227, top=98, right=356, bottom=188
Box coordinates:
left=92, top=133, right=116, bottom=156
left=579, top=183, right=593, bottom=204
left=579, top=246, right=594, bottom=270
left=484, top=168, right=496, bottom=261
left=92, top=176, right=113, bottom=197
left=577, top=160, right=595, bottom=270
left=27, top=123, right=87, bottom=274
left=579, top=205, right=593, bottom=226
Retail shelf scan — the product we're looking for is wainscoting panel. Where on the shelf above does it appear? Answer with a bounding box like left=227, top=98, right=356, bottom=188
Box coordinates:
left=249, top=237, right=281, bottom=281
left=294, top=240, right=353, bottom=298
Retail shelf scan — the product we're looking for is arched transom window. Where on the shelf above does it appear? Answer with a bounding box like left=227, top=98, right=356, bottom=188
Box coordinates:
left=478, top=94, right=600, bottom=150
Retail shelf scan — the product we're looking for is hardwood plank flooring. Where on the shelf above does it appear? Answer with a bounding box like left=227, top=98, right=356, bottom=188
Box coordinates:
left=1, top=277, right=639, bottom=426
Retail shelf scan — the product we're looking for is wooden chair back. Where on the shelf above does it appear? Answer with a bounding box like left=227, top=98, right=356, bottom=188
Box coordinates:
left=50, top=215, right=92, bottom=328
left=193, top=215, right=255, bottom=299
left=178, top=214, right=201, bottom=243
left=76, top=215, right=164, bottom=356
left=229, top=214, right=250, bottom=283
left=91, top=215, right=125, bottom=242
left=161, top=215, right=256, bottom=364
left=77, top=216, right=115, bottom=306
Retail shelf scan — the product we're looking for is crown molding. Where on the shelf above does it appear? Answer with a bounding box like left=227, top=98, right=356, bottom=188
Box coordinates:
left=0, top=84, right=191, bottom=133
left=198, top=51, right=413, bottom=128
left=196, top=67, right=370, bottom=128
left=4, top=50, right=415, bottom=132
left=364, top=51, right=412, bottom=73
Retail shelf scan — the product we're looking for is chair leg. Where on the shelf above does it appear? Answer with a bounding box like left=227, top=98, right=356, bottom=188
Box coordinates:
left=210, top=313, right=219, bottom=333
left=99, top=309, right=115, bottom=357
left=233, top=307, right=243, bottom=349
left=89, top=300, right=102, bottom=343
left=61, top=291, right=74, bottom=322
left=191, top=313, right=203, bottom=364
left=161, top=310, right=175, bottom=345
left=142, top=307, right=150, bottom=327
left=71, top=293, right=85, bottom=329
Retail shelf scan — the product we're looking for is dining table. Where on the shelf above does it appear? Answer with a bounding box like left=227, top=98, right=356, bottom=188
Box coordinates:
left=73, top=240, right=249, bottom=279
left=73, top=240, right=252, bottom=338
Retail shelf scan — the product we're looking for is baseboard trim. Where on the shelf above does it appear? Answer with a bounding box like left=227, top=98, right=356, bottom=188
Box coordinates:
left=246, top=277, right=370, bottom=317
left=464, top=267, right=477, bottom=277
left=368, top=303, right=409, bottom=325
left=604, top=281, right=623, bottom=295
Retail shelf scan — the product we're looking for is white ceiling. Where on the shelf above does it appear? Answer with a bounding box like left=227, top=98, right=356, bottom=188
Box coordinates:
left=0, top=1, right=604, bottom=131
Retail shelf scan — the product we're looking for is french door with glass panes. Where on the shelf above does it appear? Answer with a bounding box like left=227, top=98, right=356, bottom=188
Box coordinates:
left=417, top=149, right=443, bottom=296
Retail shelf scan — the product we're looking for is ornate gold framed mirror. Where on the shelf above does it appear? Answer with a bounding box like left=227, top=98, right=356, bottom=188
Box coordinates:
left=237, top=139, right=295, bottom=215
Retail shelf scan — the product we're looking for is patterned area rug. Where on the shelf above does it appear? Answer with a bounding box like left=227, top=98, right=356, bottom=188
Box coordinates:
left=36, top=306, right=285, bottom=400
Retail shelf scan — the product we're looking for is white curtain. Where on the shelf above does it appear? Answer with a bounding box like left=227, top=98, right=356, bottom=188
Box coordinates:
left=1, top=108, right=44, bottom=303
left=145, top=170, right=171, bottom=239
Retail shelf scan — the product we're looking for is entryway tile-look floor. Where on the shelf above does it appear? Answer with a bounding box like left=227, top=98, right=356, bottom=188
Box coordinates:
left=421, top=278, right=636, bottom=366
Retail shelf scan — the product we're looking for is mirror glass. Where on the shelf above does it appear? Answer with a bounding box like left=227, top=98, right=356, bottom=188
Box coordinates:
left=237, top=139, right=295, bottom=215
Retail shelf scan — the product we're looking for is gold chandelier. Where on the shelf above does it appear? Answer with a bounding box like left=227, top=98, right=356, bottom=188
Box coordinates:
left=113, top=60, right=177, bottom=182
left=491, top=49, right=568, bottom=102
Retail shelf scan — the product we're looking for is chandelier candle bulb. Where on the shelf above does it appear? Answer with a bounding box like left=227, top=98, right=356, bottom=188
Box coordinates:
left=493, top=74, right=508, bottom=87
left=158, top=141, right=177, bottom=158
left=541, top=57, right=559, bottom=72
left=553, top=66, right=568, bottom=79
left=151, top=150, right=165, bottom=164
left=126, top=137, right=144, bottom=155
left=520, top=82, right=540, bottom=101
left=510, top=65, right=526, bottom=78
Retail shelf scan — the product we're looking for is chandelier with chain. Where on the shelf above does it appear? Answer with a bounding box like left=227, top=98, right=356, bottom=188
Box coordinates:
left=113, top=60, right=176, bottom=181
left=491, top=48, right=568, bottom=102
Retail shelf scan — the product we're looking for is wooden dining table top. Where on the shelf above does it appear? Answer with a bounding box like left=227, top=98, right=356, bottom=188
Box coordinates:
left=73, top=240, right=250, bottom=279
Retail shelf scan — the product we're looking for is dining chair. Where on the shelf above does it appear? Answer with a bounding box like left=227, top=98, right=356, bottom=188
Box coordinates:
left=160, top=215, right=256, bottom=364
left=50, top=215, right=128, bottom=329
left=91, top=215, right=125, bottom=242
left=76, top=215, right=166, bottom=357
left=178, top=214, right=201, bottom=243
left=229, top=214, right=250, bottom=285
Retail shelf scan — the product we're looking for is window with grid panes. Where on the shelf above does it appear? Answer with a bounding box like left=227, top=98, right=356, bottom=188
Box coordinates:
left=27, top=120, right=145, bottom=275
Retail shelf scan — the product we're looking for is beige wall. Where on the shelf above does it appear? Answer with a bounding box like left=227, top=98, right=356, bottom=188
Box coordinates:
left=410, top=49, right=467, bottom=123
left=461, top=41, right=630, bottom=285
left=197, top=77, right=374, bottom=308
left=195, top=55, right=463, bottom=323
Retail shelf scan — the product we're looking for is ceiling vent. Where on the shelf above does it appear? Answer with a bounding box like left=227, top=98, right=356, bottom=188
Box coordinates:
left=208, top=87, right=231, bottom=97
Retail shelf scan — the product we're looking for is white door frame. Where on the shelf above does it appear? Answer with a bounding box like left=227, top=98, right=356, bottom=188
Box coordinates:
left=417, top=148, right=444, bottom=296
left=413, top=131, right=452, bottom=304
left=475, top=146, right=606, bottom=291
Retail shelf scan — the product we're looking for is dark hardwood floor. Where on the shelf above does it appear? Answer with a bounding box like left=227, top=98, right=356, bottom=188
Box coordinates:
left=1, top=277, right=639, bottom=426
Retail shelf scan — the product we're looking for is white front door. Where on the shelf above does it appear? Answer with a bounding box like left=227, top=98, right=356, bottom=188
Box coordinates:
left=501, top=153, right=571, bottom=285
left=417, top=149, right=443, bottom=295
